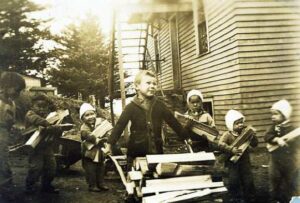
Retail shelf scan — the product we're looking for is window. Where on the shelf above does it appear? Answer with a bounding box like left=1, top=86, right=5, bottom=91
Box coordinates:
left=193, top=0, right=209, bottom=55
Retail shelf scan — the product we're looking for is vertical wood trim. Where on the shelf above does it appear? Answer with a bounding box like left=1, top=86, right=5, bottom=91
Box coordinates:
left=169, top=14, right=182, bottom=90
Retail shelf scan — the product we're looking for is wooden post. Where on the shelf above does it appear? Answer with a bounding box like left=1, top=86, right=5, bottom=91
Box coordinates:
left=116, top=14, right=128, bottom=139
left=108, top=10, right=116, bottom=126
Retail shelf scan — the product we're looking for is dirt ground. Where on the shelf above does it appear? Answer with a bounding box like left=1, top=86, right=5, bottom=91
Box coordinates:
left=2, top=148, right=270, bottom=203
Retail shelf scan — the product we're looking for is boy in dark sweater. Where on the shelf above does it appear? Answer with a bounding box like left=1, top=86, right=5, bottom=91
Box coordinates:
left=107, top=70, right=189, bottom=170
left=264, top=99, right=299, bottom=203
left=25, top=94, right=62, bottom=194
left=218, top=109, right=258, bottom=203
left=0, top=72, right=26, bottom=201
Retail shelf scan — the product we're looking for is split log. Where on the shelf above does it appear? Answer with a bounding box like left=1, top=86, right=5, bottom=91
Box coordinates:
left=146, top=152, right=215, bottom=167
left=156, top=162, right=213, bottom=177
left=174, top=111, right=219, bottom=142
left=134, top=157, right=150, bottom=175
left=142, top=180, right=224, bottom=195
left=165, top=187, right=227, bottom=203
left=24, top=110, right=70, bottom=149
left=83, top=119, right=113, bottom=150
left=142, top=190, right=193, bottom=203
left=229, top=126, right=256, bottom=163
left=145, top=175, right=212, bottom=187
left=266, top=127, right=300, bottom=152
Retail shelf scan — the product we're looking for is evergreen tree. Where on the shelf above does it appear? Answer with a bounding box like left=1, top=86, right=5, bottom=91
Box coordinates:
left=48, top=14, right=109, bottom=107
left=0, top=0, right=55, bottom=75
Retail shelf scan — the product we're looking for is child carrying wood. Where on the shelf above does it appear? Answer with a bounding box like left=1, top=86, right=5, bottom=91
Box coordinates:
left=185, top=89, right=217, bottom=152
left=25, top=94, right=62, bottom=194
left=0, top=72, right=26, bottom=201
left=107, top=70, right=190, bottom=170
left=79, top=103, right=109, bottom=192
left=264, top=99, right=300, bottom=203
left=218, top=109, right=258, bottom=203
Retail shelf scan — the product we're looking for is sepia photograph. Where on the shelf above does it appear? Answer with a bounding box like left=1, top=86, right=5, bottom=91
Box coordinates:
left=0, top=0, right=299, bottom=202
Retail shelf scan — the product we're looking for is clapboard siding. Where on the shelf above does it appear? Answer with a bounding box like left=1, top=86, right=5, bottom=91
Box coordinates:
left=147, top=0, right=300, bottom=140
left=234, top=0, right=300, bottom=136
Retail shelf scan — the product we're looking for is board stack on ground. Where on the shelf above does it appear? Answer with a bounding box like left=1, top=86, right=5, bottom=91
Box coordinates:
left=119, top=151, right=227, bottom=203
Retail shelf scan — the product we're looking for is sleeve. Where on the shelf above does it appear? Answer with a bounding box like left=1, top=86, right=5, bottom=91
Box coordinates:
left=206, top=114, right=216, bottom=127
left=25, top=111, right=50, bottom=127
left=218, top=132, right=233, bottom=154
left=162, top=103, right=188, bottom=140
left=250, top=133, right=258, bottom=148
left=80, top=130, right=97, bottom=144
left=107, top=105, right=131, bottom=145
left=264, top=126, right=277, bottom=144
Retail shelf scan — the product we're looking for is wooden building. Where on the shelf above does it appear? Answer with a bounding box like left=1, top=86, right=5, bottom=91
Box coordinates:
left=125, top=0, right=300, bottom=142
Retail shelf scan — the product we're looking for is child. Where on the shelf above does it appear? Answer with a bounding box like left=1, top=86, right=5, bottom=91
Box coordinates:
left=185, top=89, right=216, bottom=152
left=79, top=103, right=109, bottom=192
left=218, top=109, right=258, bottom=203
left=107, top=70, right=189, bottom=170
left=264, top=99, right=299, bottom=203
left=25, top=94, right=61, bottom=194
left=0, top=72, right=26, bottom=200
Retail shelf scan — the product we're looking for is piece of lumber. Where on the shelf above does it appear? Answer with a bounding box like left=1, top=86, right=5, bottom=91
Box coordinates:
left=141, top=181, right=224, bottom=194
left=266, top=127, right=300, bottom=152
left=109, top=155, right=134, bottom=195
left=134, top=157, right=149, bottom=175
left=156, top=162, right=214, bottom=177
left=228, top=126, right=256, bottom=163
left=145, top=175, right=212, bottom=187
left=175, top=111, right=219, bottom=142
left=128, top=171, right=143, bottom=181
left=142, top=190, right=193, bottom=203
left=165, top=187, right=227, bottom=203
left=146, top=152, right=215, bottom=166
left=25, top=110, right=70, bottom=149
left=91, top=119, right=113, bottom=138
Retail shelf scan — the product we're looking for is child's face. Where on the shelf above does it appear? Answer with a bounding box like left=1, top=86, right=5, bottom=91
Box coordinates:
left=271, top=109, right=285, bottom=124
left=32, top=100, right=49, bottom=117
left=136, top=75, right=157, bottom=98
left=188, top=95, right=203, bottom=112
left=233, top=118, right=244, bottom=133
left=6, top=87, right=22, bottom=100
left=82, top=110, right=96, bottom=126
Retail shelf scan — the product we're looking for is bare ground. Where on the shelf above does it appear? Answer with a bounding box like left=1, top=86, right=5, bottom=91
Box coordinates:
left=2, top=148, right=270, bottom=203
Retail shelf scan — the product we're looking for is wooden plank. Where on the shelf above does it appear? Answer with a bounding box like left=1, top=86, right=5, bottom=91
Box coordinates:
left=142, top=181, right=224, bottom=194
left=166, top=187, right=227, bottom=203
left=156, top=162, right=214, bottom=177
left=146, top=152, right=215, bottom=166
left=266, top=127, right=300, bottom=152
left=146, top=175, right=212, bottom=187
left=142, top=190, right=193, bottom=203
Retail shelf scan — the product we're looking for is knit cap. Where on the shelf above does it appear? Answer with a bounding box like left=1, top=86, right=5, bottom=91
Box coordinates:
left=225, top=109, right=245, bottom=132
left=79, top=103, right=95, bottom=120
left=187, top=89, right=204, bottom=104
left=271, top=99, right=292, bottom=120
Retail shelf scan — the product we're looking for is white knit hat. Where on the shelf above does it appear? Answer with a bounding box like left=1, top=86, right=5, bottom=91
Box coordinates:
left=271, top=99, right=292, bottom=120
left=187, top=89, right=204, bottom=104
left=79, top=103, right=95, bottom=120
left=225, top=109, right=245, bottom=131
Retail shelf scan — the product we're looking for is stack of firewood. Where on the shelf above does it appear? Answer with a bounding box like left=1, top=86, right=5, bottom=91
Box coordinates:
left=122, top=152, right=227, bottom=203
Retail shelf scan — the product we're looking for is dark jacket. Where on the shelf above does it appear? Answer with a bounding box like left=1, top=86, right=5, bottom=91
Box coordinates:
left=108, top=97, right=188, bottom=158
left=264, top=122, right=298, bottom=159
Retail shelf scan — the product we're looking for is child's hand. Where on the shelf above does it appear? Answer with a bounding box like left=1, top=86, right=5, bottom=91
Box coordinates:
left=102, top=143, right=112, bottom=155
left=231, top=147, right=243, bottom=155
left=185, top=117, right=194, bottom=129
left=275, top=137, right=288, bottom=147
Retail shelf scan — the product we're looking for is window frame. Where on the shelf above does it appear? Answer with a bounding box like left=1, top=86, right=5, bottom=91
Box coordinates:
left=192, top=0, right=210, bottom=56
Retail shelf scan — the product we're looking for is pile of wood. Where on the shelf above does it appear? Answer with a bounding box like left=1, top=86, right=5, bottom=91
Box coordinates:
left=113, top=152, right=227, bottom=203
